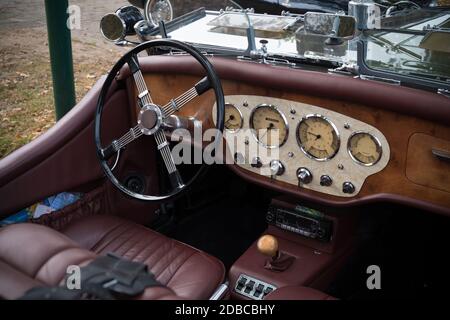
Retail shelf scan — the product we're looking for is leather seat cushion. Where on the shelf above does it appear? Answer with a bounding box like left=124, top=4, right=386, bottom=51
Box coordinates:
left=0, top=223, right=96, bottom=299
left=60, top=215, right=225, bottom=300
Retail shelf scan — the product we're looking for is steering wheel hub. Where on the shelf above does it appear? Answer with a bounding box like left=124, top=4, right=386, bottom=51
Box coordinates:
left=137, top=103, right=163, bottom=135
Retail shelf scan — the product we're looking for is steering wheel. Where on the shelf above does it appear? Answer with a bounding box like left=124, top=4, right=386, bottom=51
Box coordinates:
left=94, top=39, right=225, bottom=201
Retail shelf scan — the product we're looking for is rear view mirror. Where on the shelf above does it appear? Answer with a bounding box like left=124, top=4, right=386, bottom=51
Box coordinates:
left=303, top=12, right=356, bottom=40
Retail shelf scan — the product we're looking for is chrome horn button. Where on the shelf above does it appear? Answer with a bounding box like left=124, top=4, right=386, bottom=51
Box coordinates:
left=138, top=104, right=163, bottom=135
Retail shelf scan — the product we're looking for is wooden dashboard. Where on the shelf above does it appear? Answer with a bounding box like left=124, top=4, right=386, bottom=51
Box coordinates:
left=137, top=65, right=450, bottom=214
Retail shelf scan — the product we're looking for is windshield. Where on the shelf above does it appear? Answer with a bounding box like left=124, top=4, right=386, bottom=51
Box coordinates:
left=363, top=8, right=450, bottom=86
left=128, top=0, right=450, bottom=90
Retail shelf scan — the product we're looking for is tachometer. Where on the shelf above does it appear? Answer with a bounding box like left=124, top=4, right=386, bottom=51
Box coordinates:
left=250, top=104, right=288, bottom=148
left=348, top=132, right=382, bottom=166
left=297, top=115, right=340, bottom=161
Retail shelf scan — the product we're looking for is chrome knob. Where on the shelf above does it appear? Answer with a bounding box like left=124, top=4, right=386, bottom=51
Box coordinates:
left=251, top=157, right=263, bottom=168
left=234, top=152, right=244, bottom=164
left=270, top=160, right=285, bottom=176
left=343, top=182, right=355, bottom=194
left=320, top=175, right=333, bottom=187
left=297, top=167, right=313, bottom=184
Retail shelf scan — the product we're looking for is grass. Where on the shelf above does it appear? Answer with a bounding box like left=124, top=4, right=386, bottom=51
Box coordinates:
left=0, top=49, right=119, bottom=158
left=0, top=56, right=54, bottom=157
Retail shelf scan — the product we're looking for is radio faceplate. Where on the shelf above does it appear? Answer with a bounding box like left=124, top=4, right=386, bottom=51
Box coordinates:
left=266, top=205, right=332, bottom=242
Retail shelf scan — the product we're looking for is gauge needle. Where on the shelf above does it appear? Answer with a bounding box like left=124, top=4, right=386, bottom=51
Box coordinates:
left=225, top=115, right=235, bottom=126
left=258, top=123, right=275, bottom=140
left=307, top=131, right=321, bottom=140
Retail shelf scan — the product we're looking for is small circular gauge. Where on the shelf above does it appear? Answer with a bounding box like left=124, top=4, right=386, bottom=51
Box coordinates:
left=250, top=104, right=288, bottom=148
left=348, top=132, right=382, bottom=166
left=224, top=104, right=243, bottom=132
left=297, top=115, right=340, bottom=161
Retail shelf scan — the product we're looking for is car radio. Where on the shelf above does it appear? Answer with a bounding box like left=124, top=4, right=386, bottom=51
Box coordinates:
left=266, top=205, right=332, bottom=242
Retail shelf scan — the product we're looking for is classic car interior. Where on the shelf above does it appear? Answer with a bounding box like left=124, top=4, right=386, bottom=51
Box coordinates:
left=0, top=1, right=449, bottom=300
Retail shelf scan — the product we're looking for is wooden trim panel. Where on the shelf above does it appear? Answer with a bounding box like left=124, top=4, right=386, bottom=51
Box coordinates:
left=139, top=72, right=450, bottom=215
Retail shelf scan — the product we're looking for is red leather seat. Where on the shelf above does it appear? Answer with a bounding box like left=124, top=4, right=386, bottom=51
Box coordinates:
left=0, top=215, right=225, bottom=300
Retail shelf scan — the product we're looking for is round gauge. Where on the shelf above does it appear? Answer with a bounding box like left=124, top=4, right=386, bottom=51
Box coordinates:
left=297, top=115, right=340, bottom=161
left=348, top=132, right=382, bottom=166
left=250, top=104, right=288, bottom=148
left=224, top=104, right=243, bottom=132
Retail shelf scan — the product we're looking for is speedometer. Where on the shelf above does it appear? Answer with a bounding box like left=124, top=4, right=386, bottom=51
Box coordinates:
left=250, top=104, right=288, bottom=148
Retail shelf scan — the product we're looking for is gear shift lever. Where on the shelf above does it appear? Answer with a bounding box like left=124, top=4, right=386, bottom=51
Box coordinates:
left=257, top=235, right=295, bottom=272
left=257, top=234, right=279, bottom=259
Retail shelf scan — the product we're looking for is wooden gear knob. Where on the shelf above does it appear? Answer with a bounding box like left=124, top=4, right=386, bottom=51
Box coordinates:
left=257, top=234, right=279, bottom=258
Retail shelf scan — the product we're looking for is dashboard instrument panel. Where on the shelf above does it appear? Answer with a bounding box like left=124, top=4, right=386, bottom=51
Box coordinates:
left=214, top=95, right=390, bottom=197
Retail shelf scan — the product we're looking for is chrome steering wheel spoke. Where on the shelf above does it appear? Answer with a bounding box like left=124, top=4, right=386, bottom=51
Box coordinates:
left=128, top=53, right=187, bottom=188
left=154, top=129, right=184, bottom=189
left=128, top=53, right=155, bottom=106
left=100, top=125, right=142, bottom=160
left=160, top=76, right=211, bottom=117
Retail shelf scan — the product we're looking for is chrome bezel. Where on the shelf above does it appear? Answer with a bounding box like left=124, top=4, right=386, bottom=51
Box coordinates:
left=138, top=104, right=163, bottom=136
left=145, top=0, right=174, bottom=27
left=100, top=13, right=127, bottom=42
left=296, top=114, right=340, bottom=162
left=347, top=131, right=383, bottom=166
left=224, top=103, right=244, bottom=133
left=249, top=104, right=289, bottom=149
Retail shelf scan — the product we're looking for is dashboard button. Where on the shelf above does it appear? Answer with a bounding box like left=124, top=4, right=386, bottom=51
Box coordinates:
left=245, top=280, right=255, bottom=293
left=263, top=287, right=274, bottom=296
left=270, top=160, right=285, bottom=176
left=297, top=167, right=313, bottom=184
left=254, top=284, right=264, bottom=298
left=236, top=276, right=247, bottom=290
left=343, top=182, right=356, bottom=194
left=251, top=157, right=263, bottom=168
left=320, top=175, right=333, bottom=186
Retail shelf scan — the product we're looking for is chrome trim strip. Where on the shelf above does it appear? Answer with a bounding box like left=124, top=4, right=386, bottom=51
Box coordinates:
left=209, top=282, right=229, bottom=300
left=138, top=90, right=149, bottom=99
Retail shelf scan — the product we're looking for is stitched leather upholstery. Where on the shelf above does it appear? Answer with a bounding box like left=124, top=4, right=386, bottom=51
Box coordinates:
left=0, top=215, right=225, bottom=300
left=61, top=215, right=225, bottom=300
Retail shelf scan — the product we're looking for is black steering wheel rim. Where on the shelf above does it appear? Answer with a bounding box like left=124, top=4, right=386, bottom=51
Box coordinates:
left=95, top=39, right=225, bottom=201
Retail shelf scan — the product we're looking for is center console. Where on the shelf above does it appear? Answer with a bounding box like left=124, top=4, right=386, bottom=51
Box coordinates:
left=229, top=196, right=355, bottom=300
